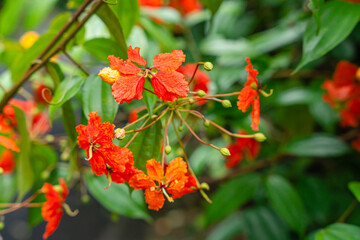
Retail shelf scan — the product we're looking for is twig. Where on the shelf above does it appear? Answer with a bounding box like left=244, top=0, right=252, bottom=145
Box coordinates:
left=162, top=111, right=173, bottom=168
left=337, top=200, right=358, bottom=223
left=63, top=51, right=90, bottom=76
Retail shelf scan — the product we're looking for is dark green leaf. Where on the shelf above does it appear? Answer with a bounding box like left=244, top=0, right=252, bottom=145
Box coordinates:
left=294, top=1, right=360, bottom=72
left=349, top=182, right=360, bottom=202
left=0, top=0, right=26, bottom=36
left=83, top=38, right=123, bottom=61
left=199, top=0, right=224, bottom=15
left=30, top=144, right=58, bottom=185
left=110, top=0, right=140, bottom=39
left=205, top=173, right=261, bottom=226
left=311, top=223, right=360, bottom=240
left=24, top=0, right=57, bottom=29
left=82, top=74, right=118, bottom=123
left=207, top=212, right=243, bottom=240
left=84, top=173, right=151, bottom=221
left=284, top=134, right=350, bottom=157
left=14, top=107, right=34, bottom=200
left=96, top=4, right=127, bottom=59
left=265, top=175, right=308, bottom=234
left=49, top=75, right=85, bottom=121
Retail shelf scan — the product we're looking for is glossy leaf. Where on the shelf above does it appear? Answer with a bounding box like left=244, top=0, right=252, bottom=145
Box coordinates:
left=199, top=0, right=224, bottom=15
left=284, top=134, right=350, bottom=157
left=310, top=223, right=360, bottom=240
left=0, top=0, right=26, bottom=36
left=349, top=182, right=360, bottom=202
left=49, top=75, right=85, bottom=122
left=14, top=107, right=34, bottom=200
left=205, top=173, right=261, bottom=226
left=84, top=173, right=151, bottom=222
left=307, top=0, right=324, bottom=33
left=82, top=74, right=118, bottom=123
left=265, top=175, right=308, bottom=234
left=294, top=1, right=360, bottom=72
left=83, top=38, right=123, bottom=61
left=24, top=0, right=57, bottom=29
left=110, top=0, right=140, bottom=38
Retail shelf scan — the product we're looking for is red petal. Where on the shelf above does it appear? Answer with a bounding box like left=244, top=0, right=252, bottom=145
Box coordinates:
left=0, top=135, right=19, bottom=152
left=352, top=136, right=360, bottom=152
left=108, top=55, right=140, bottom=75
left=237, top=86, right=257, bottom=112
left=146, top=159, right=164, bottom=184
left=129, top=171, right=155, bottom=190
left=152, top=71, right=189, bottom=101
left=244, top=57, right=259, bottom=86
left=333, top=61, right=357, bottom=86
left=128, top=46, right=147, bottom=66
left=0, top=150, right=16, bottom=173
left=251, top=96, right=260, bottom=131
left=145, top=188, right=165, bottom=211
left=112, top=74, right=145, bottom=104
left=153, top=50, right=186, bottom=71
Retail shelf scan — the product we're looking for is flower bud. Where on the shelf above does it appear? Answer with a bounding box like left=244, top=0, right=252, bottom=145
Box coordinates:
left=98, top=67, right=120, bottom=85
left=200, top=182, right=210, bottom=191
left=151, top=114, right=158, bottom=120
left=114, top=128, right=125, bottom=140
left=197, top=90, right=206, bottom=97
left=0, top=168, right=3, bottom=175
left=165, top=145, right=172, bottom=155
left=41, top=170, right=50, bottom=180
left=82, top=194, right=90, bottom=204
left=220, top=148, right=231, bottom=156
left=0, top=221, right=4, bottom=230
left=222, top=100, right=232, bottom=108
left=203, top=62, right=213, bottom=71
left=254, top=133, right=266, bottom=142
left=203, top=120, right=210, bottom=127
left=178, top=125, right=183, bottom=132
left=45, top=134, right=55, bottom=143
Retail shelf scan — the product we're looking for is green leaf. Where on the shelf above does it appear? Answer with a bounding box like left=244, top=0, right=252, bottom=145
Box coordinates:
left=28, top=194, right=46, bottom=227
left=84, top=173, right=151, bottom=221
left=0, top=0, right=26, bottom=36
left=205, top=173, right=261, bottom=226
left=83, top=38, right=123, bottom=61
left=276, top=88, right=314, bottom=106
left=307, top=0, right=324, bottom=33
left=199, top=0, right=224, bottom=15
left=0, top=174, right=16, bottom=203
left=30, top=144, right=58, bottom=185
left=14, top=107, right=34, bottom=200
left=265, top=175, right=308, bottom=234
left=284, top=134, right=350, bottom=157
left=110, top=0, right=140, bottom=39
left=96, top=4, right=127, bottom=59
left=206, top=212, right=243, bottom=240
left=311, top=223, right=360, bottom=240
left=82, top=74, right=118, bottom=123
left=142, top=81, right=157, bottom=117
left=49, top=75, right=85, bottom=122
left=349, top=182, right=360, bottom=202
left=294, top=1, right=360, bottom=72
left=24, top=0, right=57, bottom=29
left=46, top=62, right=64, bottom=88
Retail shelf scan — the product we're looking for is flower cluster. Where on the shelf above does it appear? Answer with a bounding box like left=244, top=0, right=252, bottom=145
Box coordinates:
left=322, top=61, right=360, bottom=151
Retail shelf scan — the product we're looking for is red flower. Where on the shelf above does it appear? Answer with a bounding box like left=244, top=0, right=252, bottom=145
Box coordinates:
left=168, top=0, right=202, bottom=15
left=0, top=135, right=19, bottom=152
left=35, top=84, right=53, bottom=105
left=0, top=150, right=16, bottom=174
left=237, top=58, right=261, bottom=131
left=76, top=112, right=134, bottom=183
left=41, top=178, right=69, bottom=239
left=138, top=0, right=163, bottom=7
left=178, top=63, right=211, bottom=93
left=129, top=158, right=189, bottom=211
left=225, top=130, right=261, bottom=168
left=129, top=106, right=147, bottom=123
left=100, top=46, right=189, bottom=103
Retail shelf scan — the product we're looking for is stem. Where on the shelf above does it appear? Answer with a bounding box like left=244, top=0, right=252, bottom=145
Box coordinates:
left=188, top=63, right=201, bottom=86
left=175, top=110, right=220, bottom=151
left=0, top=84, right=7, bottom=93
left=127, top=108, right=168, bottom=133
left=0, top=202, right=44, bottom=208
left=0, top=191, right=40, bottom=215
left=122, top=113, right=149, bottom=130
left=124, top=119, right=149, bottom=148
left=337, top=200, right=358, bottom=223
left=204, top=92, right=241, bottom=98
left=143, top=87, right=156, bottom=95
left=0, top=0, right=102, bottom=111
left=63, top=51, right=89, bottom=76
left=162, top=111, right=173, bottom=168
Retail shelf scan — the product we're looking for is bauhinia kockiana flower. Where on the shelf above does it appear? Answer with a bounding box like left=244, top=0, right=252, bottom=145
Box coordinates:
left=41, top=178, right=69, bottom=239
left=129, top=157, right=193, bottom=211
left=99, top=46, right=189, bottom=103
left=237, top=58, right=261, bottom=131
left=76, top=112, right=134, bottom=184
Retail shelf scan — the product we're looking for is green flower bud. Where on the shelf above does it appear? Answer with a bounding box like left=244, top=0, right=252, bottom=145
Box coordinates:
left=0, top=221, right=4, bottom=230
left=222, top=100, right=232, bottom=108
left=114, top=128, right=125, bottom=140
left=0, top=168, right=3, bottom=175
left=204, top=62, right=213, bottom=71
left=203, top=120, right=210, bottom=127
left=220, top=148, right=231, bottom=156
left=200, top=182, right=210, bottom=191
left=178, top=125, right=184, bottom=132
left=197, top=90, right=206, bottom=97
left=165, top=145, right=172, bottom=155
left=41, top=170, right=50, bottom=180
left=81, top=194, right=90, bottom=204
left=254, top=133, right=266, bottom=142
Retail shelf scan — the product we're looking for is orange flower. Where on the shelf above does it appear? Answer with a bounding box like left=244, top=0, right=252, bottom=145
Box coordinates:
left=178, top=63, right=210, bottom=94
left=225, top=130, right=261, bottom=168
left=0, top=135, right=19, bottom=152
left=237, top=58, right=261, bottom=131
left=138, top=0, right=163, bottom=7
left=168, top=0, right=202, bottom=15
left=20, top=31, right=39, bottom=49
left=41, top=178, right=68, bottom=239
left=0, top=150, right=16, bottom=174
left=101, top=46, right=189, bottom=103
left=76, top=112, right=134, bottom=183
left=129, top=106, right=147, bottom=123
left=129, top=158, right=189, bottom=211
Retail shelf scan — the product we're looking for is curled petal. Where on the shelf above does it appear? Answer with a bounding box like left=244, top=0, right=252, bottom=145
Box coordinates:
left=251, top=96, right=260, bottom=131
left=112, top=74, right=145, bottom=104
left=108, top=55, right=140, bottom=75
left=237, top=86, right=257, bottom=112
left=0, top=135, right=19, bottom=152
left=153, top=50, right=186, bottom=71
left=145, top=188, right=165, bottom=211
left=152, top=71, right=189, bottom=102
left=146, top=159, right=164, bottom=184
left=128, top=46, right=147, bottom=66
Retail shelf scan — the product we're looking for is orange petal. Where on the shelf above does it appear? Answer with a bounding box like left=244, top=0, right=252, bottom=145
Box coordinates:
left=108, top=55, right=140, bottom=75
left=0, top=150, right=16, bottom=173
left=145, top=188, right=165, bottom=211
left=129, top=171, right=155, bottom=190
left=237, top=86, right=257, bottom=112
left=251, top=96, right=260, bottom=131
left=128, top=46, right=147, bottom=66
left=165, top=157, right=187, bottom=183
left=0, top=135, right=19, bottom=152
left=152, top=71, right=189, bottom=102
left=153, top=50, right=186, bottom=71
left=112, top=74, right=145, bottom=104
left=146, top=159, right=164, bottom=184
left=244, top=57, right=259, bottom=86
left=333, top=61, right=357, bottom=86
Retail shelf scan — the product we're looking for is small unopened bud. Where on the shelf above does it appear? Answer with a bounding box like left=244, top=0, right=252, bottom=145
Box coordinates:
left=114, top=128, right=125, bottom=140
left=151, top=114, right=158, bottom=120
left=200, top=182, right=210, bottom=191
left=99, top=67, right=120, bottom=85
left=41, top=170, right=50, bottom=180
left=0, top=221, right=4, bottom=230
left=220, top=148, right=231, bottom=156
left=254, top=133, right=266, bottom=142
left=53, top=185, right=63, bottom=193
left=197, top=90, right=206, bottom=97
left=188, top=98, right=195, bottom=104
left=81, top=194, right=90, bottom=204
left=178, top=125, right=183, bottom=132
left=165, top=145, right=172, bottom=155
left=222, top=100, right=232, bottom=108
left=203, top=120, right=210, bottom=127
left=250, top=82, right=258, bottom=90
left=203, top=62, right=213, bottom=71
left=0, top=168, right=3, bottom=175
left=45, top=134, right=55, bottom=143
